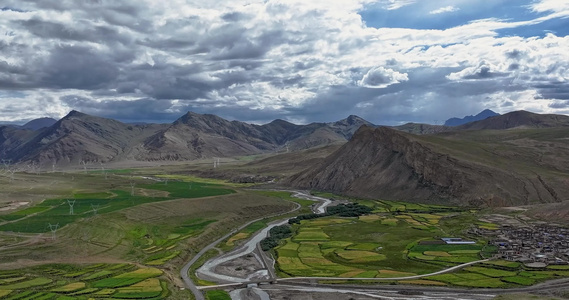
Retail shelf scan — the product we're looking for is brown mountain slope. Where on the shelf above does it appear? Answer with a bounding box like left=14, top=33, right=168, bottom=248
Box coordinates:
left=138, top=112, right=370, bottom=160
left=286, top=125, right=569, bottom=206
left=140, top=112, right=276, bottom=160
left=10, top=111, right=165, bottom=166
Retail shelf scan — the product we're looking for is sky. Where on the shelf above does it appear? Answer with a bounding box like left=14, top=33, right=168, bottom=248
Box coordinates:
left=0, top=0, right=568, bottom=125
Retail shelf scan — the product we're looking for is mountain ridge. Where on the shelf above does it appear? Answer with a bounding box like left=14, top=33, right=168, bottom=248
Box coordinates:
left=286, top=124, right=569, bottom=206
left=0, top=111, right=372, bottom=165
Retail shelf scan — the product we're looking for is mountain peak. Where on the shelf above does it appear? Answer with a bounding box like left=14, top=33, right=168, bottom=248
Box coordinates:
left=444, top=109, right=499, bottom=126
left=63, top=110, right=88, bottom=119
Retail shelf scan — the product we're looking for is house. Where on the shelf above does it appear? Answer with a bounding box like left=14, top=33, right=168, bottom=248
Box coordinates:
left=441, top=238, right=476, bottom=245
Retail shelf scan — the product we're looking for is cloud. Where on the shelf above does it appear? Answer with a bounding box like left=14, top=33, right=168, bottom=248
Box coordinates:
left=529, top=0, right=569, bottom=13
left=358, top=67, right=409, bottom=88
left=0, top=0, right=568, bottom=125
left=380, top=0, right=417, bottom=10
left=447, top=61, right=510, bottom=81
left=429, top=6, right=459, bottom=15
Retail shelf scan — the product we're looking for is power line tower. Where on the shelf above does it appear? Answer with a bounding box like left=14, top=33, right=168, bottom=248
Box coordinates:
left=100, top=163, right=107, bottom=179
left=48, top=223, right=59, bottom=240
left=67, top=199, right=76, bottom=215
left=130, top=182, right=136, bottom=196
left=91, top=204, right=99, bottom=215
left=80, top=160, right=87, bottom=173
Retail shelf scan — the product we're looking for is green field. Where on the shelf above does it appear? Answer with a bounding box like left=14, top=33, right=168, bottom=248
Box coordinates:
left=0, top=264, right=168, bottom=299
left=0, top=181, right=234, bottom=233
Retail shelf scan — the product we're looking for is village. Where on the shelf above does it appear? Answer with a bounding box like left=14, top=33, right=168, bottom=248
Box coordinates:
left=470, top=219, right=569, bottom=267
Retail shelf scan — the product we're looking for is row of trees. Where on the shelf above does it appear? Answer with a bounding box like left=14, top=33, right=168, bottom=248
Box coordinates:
left=260, top=225, right=292, bottom=251
left=288, top=203, right=372, bottom=224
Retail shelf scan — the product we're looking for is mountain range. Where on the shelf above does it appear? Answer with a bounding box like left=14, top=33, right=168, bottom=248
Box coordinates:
left=0, top=111, right=371, bottom=166
left=3, top=109, right=569, bottom=207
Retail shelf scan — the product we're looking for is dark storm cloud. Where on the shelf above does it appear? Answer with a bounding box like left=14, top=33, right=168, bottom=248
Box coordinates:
left=60, top=96, right=179, bottom=123
left=18, top=18, right=130, bottom=45
left=41, top=45, right=120, bottom=90
left=549, top=101, right=569, bottom=108
left=461, top=66, right=509, bottom=80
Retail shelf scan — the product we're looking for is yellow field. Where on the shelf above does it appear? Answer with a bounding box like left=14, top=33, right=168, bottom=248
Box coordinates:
left=0, top=290, right=12, bottom=297
left=226, top=232, right=249, bottom=246
left=377, top=270, right=416, bottom=277
left=116, top=278, right=162, bottom=293
left=51, top=282, right=86, bottom=292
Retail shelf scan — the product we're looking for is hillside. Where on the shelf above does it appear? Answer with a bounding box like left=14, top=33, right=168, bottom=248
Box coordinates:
left=286, top=125, right=569, bottom=206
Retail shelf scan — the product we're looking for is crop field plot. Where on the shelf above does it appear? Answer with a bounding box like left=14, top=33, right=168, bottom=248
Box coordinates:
left=0, top=264, right=168, bottom=299
left=408, top=243, right=483, bottom=265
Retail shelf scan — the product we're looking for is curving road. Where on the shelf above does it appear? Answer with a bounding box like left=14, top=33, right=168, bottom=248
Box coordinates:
left=181, top=190, right=319, bottom=300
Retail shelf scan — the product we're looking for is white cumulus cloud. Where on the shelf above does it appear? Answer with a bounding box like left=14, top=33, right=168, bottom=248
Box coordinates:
left=358, top=67, right=409, bottom=88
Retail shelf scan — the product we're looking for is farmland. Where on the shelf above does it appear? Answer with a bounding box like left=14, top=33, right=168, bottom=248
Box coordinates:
left=275, top=199, right=471, bottom=277
left=0, top=263, right=169, bottom=299
left=272, top=197, right=569, bottom=289
left=0, top=167, right=298, bottom=299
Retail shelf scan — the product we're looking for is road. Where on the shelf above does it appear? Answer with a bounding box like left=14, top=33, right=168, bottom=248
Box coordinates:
left=180, top=190, right=317, bottom=300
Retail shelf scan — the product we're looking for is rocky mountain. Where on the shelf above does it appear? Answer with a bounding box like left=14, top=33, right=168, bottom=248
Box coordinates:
left=139, top=113, right=372, bottom=160
left=286, top=124, right=569, bottom=206
left=0, top=111, right=372, bottom=165
left=444, top=109, right=499, bottom=126
left=3, top=111, right=166, bottom=166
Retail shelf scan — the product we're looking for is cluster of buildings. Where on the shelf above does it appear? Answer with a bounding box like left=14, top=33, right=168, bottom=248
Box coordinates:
left=472, top=223, right=569, bottom=267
